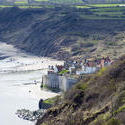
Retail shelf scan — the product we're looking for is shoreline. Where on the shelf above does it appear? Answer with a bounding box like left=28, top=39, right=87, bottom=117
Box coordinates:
left=0, top=42, right=63, bottom=125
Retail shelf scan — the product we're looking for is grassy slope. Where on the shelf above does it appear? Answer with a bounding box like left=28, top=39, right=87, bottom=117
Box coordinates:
left=34, top=0, right=84, bottom=4
left=14, top=0, right=125, bottom=4
left=36, top=55, right=125, bottom=125
left=0, top=6, right=125, bottom=60
left=2, top=0, right=125, bottom=6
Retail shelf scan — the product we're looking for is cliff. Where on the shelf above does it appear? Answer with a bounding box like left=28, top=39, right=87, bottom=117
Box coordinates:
left=36, top=55, right=125, bottom=125
left=1, top=7, right=125, bottom=60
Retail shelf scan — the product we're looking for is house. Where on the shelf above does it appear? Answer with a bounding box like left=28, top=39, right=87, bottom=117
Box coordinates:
left=48, top=65, right=64, bottom=73
left=76, top=56, right=112, bottom=75
left=76, top=65, right=97, bottom=75
left=69, top=64, right=76, bottom=74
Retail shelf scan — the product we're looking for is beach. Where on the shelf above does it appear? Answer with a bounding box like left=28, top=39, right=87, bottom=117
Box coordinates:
left=0, top=42, right=64, bottom=125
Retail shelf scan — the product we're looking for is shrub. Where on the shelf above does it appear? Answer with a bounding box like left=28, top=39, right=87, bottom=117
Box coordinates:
left=114, top=91, right=125, bottom=109
left=81, top=42, right=94, bottom=48
left=114, top=105, right=125, bottom=115
left=59, top=70, right=69, bottom=75
left=97, top=67, right=107, bottom=76
left=106, top=118, right=121, bottom=125
left=93, top=115, right=106, bottom=125
left=64, top=111, right=84, bottom=125
left=75, top=82, right=88, bottom=91
left=65, top=88, right=84, bottom=105
left=43, top=96, right=61, bottom=105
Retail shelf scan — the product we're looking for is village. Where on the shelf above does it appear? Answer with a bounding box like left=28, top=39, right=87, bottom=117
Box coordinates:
left=41, top=56, right=113, bottom=92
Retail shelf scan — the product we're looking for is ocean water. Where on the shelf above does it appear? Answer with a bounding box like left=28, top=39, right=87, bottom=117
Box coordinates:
left=0, top=42, right=63, bottom=125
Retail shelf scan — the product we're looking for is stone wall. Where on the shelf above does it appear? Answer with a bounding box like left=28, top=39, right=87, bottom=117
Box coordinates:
left=42, top=73, right=77, bottom=91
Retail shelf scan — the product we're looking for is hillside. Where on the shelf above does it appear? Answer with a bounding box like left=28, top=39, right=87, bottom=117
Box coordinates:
left=0, top=7, right=125, bottom=60
left=36, top=55, right=125, bottom=125
left=0, top=0, right=125, bottom=4
left=36, top=0, right=125, bottom=4
left=0, top=0, right=125, bottom=5
left=84, top=0, right=125, bottom=4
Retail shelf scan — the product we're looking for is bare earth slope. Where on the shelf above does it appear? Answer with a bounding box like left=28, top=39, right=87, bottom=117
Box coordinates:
left=1, top=7, right=125, bottom=60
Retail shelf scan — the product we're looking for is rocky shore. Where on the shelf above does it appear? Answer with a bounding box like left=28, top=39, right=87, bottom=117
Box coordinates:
left=16, top=109, right=46, bottom=121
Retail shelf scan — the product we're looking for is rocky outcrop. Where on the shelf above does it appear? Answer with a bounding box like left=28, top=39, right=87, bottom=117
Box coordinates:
left=16, top=99, right=52, bottom=122
left=16, top=109, right=46, bottom=121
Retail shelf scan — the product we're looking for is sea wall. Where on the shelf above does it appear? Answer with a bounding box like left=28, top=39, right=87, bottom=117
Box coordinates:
left=42, top=73, right=77, bottom=91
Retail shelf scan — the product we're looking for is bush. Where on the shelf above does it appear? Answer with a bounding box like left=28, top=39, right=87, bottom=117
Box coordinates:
left=114, top=105, right=125, bottom=115
left=97, top=67, right=107, bottom=76
left=94, top=115, right=105, bottom=125
left=81, top=42, right=94, bottom=48
left=65, top=88, right=84, bottom=105
left=43, top=96, right=61, bottom=105
left=64, top=111, right=84, bottom=125
left=106, top=118, right=121, bottom=125
left=114, top=91, right=125, bottom=109
left=59, top=70, right=69, bottom=75
left=75, top=82, right=88, bottom=91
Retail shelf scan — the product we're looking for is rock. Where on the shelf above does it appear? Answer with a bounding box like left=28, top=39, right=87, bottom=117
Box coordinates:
left=16, top=109, right=46, bottom=121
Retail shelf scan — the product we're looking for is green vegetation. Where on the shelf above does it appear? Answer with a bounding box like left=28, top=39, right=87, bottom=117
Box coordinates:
left=0, top=5, right=44, bottom=8
left=43, top=96, right=60, bottom=104
left=75, top=5, right=125, bottom=20
left=114, top=105, right=125, bottom=115
left=14, top=1, right=28, bottom=4
left=34, top=0, right=84, bottom=4
left=0, top=5, right=13, bottom=8
left=83, top=0, right=125, bottom=4
left=43, top=98, right=55, bottom=104
left=115, top=91, right=125, bottom=108
left=79, top=6, right=125, bottom=20
left=90, top=4, right=125, bottom=7
left=76, top=5, right=90, bottom=8
left=76, top=4, right=125, bottom=8
left=106, top=118, right=121, bottom=125
left=75, top=81, right=88, bottom=91
left=59, top=70, right=69, bottom=75
left=97, top=67, right=107, bottom=76
left=35, top=0, right=49, bottom=1
left=50, top=0, right=84, bottom=4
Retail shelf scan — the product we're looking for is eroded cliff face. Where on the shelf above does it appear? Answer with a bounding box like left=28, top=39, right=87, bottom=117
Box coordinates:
left=1, top=7, right=125, bottom=60
left=36, top=55, right=125, bottom=125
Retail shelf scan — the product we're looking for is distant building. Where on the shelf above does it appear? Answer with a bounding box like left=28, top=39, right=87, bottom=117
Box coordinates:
left=42, top=72, right=77, bottom=91
left=76, top=66, right=97, bottom=75
left=69, top=64, right=76, bottom=74
left=48, top=65, right=64, bottom=73
left=76, top=56, right=112, bottom=75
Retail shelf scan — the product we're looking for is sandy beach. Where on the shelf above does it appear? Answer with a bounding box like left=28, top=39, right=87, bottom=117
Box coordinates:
left=0, top=42, right=64, bottom=125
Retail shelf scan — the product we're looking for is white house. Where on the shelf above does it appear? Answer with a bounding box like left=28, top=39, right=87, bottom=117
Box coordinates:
left=76, top=66, right=97, bottom=75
